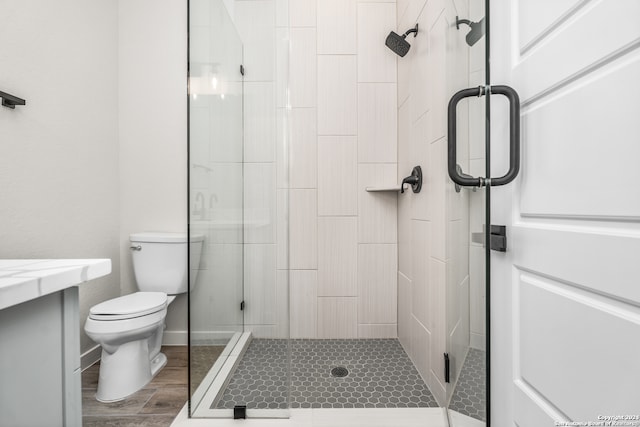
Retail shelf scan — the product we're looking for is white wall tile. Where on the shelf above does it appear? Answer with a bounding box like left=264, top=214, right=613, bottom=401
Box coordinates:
left=358, top=244, right=398, bottom=324
left=429, top=258, right=446, bottom=386
left=289, top=0, right=316, bottom=27
left=358, top=324, right=397, bottom=338
left=429, top=139, right=446, bottom=261
left=397, top=46, right=411, bottom=106
left=290, top=270, right=318, bottom=338
left=447, top=218, right=469, bottom=287
left=411, top=219, right=430, bottom=328
left=398, top=98, right=411, bottom=177
left=276, top=269, right=289, bottom=338
left=190, top=106, right=210, bottom=165
left=317, top=297, right=358, bottom=338
left=398, top=272, right=412, bottom=352
left=276, top=189, right=289, bottom=269
left=318, top=137, right=358, bottom=215
left=398, top=192, right=412, bottom=279
left=206, top=163, right=243, bottom=244
left=469, top=70, right=485, bottom=160
left=244, top=82, right=276, bottom=162
left=276, top=108, right=289, bottom=189
left=276, top=28, right=290, bottom=108
left=469, top=245, right=485, bottom=346
left=276, top=0, right=289, bottom=27
left=290, top=28, right=317, bottom=108
left=358, top=83, right=398, bottom=163
left=357, top=2, right=397, bottom=83
left=318, top=217, right=358, bottom=296
left=317, top=0, right=357, bottom=54
left=317, top=55, right=357, bottom=135
left=411, top=315, right=431, bottom=384
left=407, top=5, right=431, bottom=123
left=426, top=12, right=447, bottom=142
left=398, top=100, right=413, bottom=278
left=290, top=108, right=317, bottom=188
left=399, top=0, right=427, bottom=33
left=290, top=189, right=318, bottom=269
left=397, top=0, right=410, bottom=31
left=244, top=163, right=276, bottom=243
left=243, top=244, right=277, bottom=325
left=410, top=111, right=429, bottom=220
left=358, top=163, right=398, bottom=243
left=234, top=0, right=276, bottom=82
left=209, top=83, right=244, bottom=163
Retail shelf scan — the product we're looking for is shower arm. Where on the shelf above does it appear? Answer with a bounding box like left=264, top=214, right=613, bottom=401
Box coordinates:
left=455, top=18, right=473, bottom=29
left=402, top=24, right=419, bottom=38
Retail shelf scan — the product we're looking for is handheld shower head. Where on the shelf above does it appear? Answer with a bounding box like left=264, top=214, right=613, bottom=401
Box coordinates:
left=455, top=16, right=485, bottom=47
left=385, top=24, right=418, bottom=57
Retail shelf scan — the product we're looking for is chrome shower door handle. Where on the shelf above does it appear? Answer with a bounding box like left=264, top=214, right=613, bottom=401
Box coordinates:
left=447, top=85, right=520, bottom=187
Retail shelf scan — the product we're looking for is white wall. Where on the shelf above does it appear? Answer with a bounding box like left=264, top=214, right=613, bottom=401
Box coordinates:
left=287, top=0, right=399, bottom=339
left=0, top=0, right=120, bottom=354
left=396, top=0, right=472, bottom=406
left=118, top=0, right=189, bottom=340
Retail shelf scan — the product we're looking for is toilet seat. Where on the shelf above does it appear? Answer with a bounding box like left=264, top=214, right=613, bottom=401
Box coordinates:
left=89, top=292, right=167, bottom=321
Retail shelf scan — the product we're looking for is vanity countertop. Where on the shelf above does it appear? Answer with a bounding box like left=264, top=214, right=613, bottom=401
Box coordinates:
left=0, top=259, right=111, bottom=310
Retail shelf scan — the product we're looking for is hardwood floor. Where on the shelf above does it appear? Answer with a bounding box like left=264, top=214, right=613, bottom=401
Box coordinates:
left=82, top=346, right=188, bottom=427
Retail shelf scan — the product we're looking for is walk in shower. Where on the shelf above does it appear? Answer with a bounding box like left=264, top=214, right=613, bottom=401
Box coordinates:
left=188, top=0, right=490, bottom=423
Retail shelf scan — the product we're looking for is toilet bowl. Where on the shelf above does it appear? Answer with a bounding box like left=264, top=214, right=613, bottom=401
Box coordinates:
left=85, top=232, right=203, bottom=402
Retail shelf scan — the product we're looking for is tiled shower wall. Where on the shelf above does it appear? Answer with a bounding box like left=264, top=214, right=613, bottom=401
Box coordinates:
left=190, top=0, right=400, bottom=341
left=396, top=0, right=478, bottom=406
left=285, top=0, right=400, bottom=339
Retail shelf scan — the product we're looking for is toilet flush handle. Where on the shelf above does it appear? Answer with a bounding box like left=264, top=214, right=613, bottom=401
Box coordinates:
left=130, top=245, right=142, bottom=251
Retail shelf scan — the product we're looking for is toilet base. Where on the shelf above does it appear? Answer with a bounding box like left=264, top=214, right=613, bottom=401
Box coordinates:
left=95, top=339, right=167, bottom=403
left=150, top=352, right=167, bottom=377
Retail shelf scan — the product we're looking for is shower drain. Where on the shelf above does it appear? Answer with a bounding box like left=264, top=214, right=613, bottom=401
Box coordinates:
left=330, top=366, right=349, bottom=378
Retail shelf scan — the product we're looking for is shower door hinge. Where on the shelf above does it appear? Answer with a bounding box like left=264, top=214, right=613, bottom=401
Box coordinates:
left=444, top=353, right=450, bottom=383
left=240, top=300, right=245, bottom=311
left=240, top=64, right=245, bottom=76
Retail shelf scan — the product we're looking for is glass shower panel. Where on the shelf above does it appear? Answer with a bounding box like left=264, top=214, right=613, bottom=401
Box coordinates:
left=445, top=0, right=488, bottom=423
left=188, top=0, right=290, bottom=418
left=188, top=0, right=245, bottom=416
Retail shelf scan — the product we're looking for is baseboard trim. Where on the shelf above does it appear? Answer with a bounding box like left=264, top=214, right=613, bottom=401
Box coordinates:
left=81, top=345, right=102, bottom=371
left=163, top=330, right=188, bottom=346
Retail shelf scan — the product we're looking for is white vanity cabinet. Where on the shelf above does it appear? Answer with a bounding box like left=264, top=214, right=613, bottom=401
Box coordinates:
left=0, top=259, right=111, bottom=427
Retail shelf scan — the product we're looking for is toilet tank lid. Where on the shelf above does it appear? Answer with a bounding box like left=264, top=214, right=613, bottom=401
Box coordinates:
left=130, top=232, right=204, bottom=243
left=90, top=292, right=167, bottom=319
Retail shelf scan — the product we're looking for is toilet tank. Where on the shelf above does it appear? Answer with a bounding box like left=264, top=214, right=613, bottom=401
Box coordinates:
left=129, top=232, right=204, bottom=295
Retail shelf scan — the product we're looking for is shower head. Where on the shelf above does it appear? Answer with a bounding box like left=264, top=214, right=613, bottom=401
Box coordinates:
left=385, top=24, right=418, bottom=57
left=455, top=16, right=485, bottom=47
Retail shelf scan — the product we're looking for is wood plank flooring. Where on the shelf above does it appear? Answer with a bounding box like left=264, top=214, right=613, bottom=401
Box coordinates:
left=82, top=346, right=188, bottom=427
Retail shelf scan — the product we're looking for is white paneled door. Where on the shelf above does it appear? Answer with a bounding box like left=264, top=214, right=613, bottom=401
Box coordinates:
left=490, top=0, right=640, bottom=425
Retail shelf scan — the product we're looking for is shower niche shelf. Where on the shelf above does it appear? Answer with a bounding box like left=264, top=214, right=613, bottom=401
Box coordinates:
left=0, top=90, right=26, bottom=109
left=365, top=185, right=402, bottom=193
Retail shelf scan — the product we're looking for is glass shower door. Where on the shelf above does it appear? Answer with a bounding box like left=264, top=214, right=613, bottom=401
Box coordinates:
left=445, top=0, right=489, bottom=424
left=188, top=0, right=245, bottom=416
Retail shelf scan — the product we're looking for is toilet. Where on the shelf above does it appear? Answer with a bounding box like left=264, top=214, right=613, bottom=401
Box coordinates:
left=85, top=232, right=203, bottom=402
